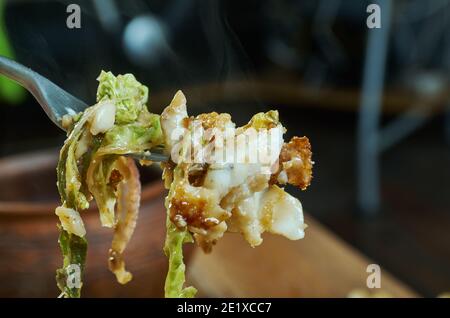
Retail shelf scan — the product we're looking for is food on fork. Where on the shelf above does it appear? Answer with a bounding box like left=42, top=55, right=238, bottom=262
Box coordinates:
left=55, top=71, right=313, bottom=298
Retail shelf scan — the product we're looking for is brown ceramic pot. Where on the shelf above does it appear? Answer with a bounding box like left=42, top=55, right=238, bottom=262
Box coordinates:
left=0, top=149, right=179, bottom=297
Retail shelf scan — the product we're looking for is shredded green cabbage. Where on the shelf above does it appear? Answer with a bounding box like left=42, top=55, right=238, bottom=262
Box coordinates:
left=56, top=227, right=87, bottom=298
left=96, top=71, right=148, bottom=125
left=162, top=161, right=197, bottom=298
left=56, top=105, right=95, bottom=298
left=103, top=117, right=162, bottom=152
left=89, top=74, right=162, bottom=228
left=55, top=71, right=163, bottom=297
left=164, top=218, right=197, bottom=298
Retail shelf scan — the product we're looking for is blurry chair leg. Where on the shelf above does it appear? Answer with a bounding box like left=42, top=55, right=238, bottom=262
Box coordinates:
left=357, top=0, right=392, bottom=216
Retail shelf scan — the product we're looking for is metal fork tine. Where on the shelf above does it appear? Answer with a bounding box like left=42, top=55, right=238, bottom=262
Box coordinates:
left=125, top=150, right=168, bottom=162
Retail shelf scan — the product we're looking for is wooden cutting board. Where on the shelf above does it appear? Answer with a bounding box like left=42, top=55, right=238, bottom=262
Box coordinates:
left=186, top=214, right=419, bottom=297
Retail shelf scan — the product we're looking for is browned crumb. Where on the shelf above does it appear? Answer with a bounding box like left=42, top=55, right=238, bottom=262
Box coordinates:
left=169, top=186, right=218, bottom=230
left=188, top=164, right=209, bottom=187
left=271, top=136, right=313, bottom=190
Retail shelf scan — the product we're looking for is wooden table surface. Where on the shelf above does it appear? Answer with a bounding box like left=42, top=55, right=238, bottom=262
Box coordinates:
left=187, top=214, right=419, bottom=298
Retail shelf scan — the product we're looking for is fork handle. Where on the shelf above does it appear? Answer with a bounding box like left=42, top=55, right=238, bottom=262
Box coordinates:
left=0, top=55, right=36, bottom=90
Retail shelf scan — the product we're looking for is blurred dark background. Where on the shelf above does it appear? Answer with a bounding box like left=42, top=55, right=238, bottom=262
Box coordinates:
left=0, top=0, right=449, bottom=297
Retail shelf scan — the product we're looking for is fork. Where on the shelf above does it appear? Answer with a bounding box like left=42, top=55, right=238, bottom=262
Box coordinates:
left=0, top=55, right=167, bottom=162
